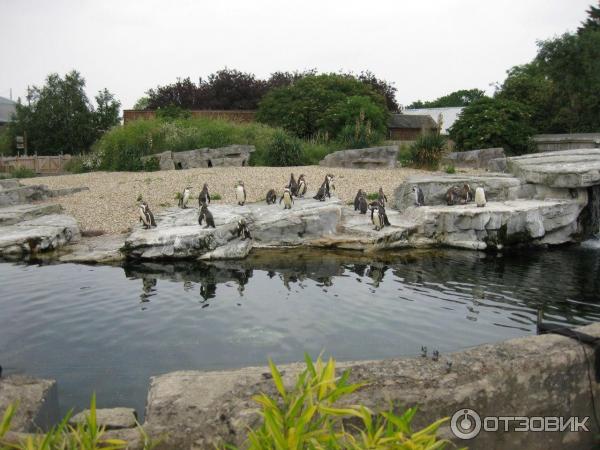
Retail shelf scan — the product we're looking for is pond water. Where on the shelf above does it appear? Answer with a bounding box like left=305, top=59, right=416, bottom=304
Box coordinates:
left=2, top=244, right=600, bottom=418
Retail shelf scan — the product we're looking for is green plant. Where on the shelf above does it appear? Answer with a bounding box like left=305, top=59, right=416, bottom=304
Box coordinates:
left=366, top=192, right=379, bottom=201
left=445, top=165, right=456, bottom=174
left=9, top=166, right=36, bottom=179
left=335, top=109, right=385, bottom=150
left=263, top=130, right=304, bottom=166
left=409, top=132, right=447, bottom=169
left=211, top=193, right=222, bottom=201
left=227, top=355, right=453, bottom=450
left=143, top=157, right=160, bottom=172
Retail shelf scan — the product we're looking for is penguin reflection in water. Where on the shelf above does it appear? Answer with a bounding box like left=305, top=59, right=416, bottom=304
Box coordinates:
left=314, top=174, right=335, bottom=201
left=235, top=181, right=247, bottom=206
left=198, top=203, right=215, bottom=228
left=280, top=187, right=294, bottom=209
left=139, top=201, right=156, bottom=229
left=265, top=189, right=277, bottom=205
left=178, top=187, right=192, bottom=209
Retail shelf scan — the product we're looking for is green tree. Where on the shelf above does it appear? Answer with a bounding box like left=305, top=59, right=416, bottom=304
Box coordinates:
left=407, top=88, right=486, bottom=109
left=7, top=71, right=120, bottom=155
left=579, top=2, right=600, bottom=33
left=449, top=97, right=535, bottom=155
left=256, top=74, right=387, bottom=139
left=133, top=96, right=150, bottom=110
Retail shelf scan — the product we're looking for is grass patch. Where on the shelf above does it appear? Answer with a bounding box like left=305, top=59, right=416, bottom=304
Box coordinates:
left=211, top=193, right=222, bottom=201
left=366, top=192, right=379, bottom=201
left=9, top=166, right=36, bottom=179
left=445, top=164, right=456, bottom=174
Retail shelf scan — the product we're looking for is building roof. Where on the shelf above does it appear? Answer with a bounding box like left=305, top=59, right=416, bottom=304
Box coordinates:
left=402, top=107, right=464, bottom=134
left=0, top=96, right=16, bottom=124
left=388, top=113, right=437, bottom=129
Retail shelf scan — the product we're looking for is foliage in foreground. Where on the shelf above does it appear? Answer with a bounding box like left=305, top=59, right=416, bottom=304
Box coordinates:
left=0, top=394, right=157, bottom=450
left=408, top=132, right=447, bottom=170
left=227, top=355, right=453, bottom=450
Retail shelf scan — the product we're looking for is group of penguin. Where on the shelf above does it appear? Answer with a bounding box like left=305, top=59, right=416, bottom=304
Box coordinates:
left=138, top=174, right=488, bottom=234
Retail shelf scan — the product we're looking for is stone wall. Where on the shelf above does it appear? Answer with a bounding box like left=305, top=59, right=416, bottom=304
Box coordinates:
left=534, top=133, right=600, bottom=152
left=141, top=145, right=255, bottom=170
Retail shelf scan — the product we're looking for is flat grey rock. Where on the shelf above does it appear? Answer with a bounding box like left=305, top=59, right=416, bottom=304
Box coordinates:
left=0, top=214, right=80, bottom=255
left=58, top=234, right=126, bottom=263
left=70, top=407, right=137, bottom=430
left=507, top=148, right=600, bottom=188
left=0, top=203, right=63, bottom=226
left=319, top=145, right=399, bottom=169
left=442, top=147, right=505, bottom=169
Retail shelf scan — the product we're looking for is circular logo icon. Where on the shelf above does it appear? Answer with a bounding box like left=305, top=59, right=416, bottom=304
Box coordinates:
left=450, top=408, right=482, bottom=440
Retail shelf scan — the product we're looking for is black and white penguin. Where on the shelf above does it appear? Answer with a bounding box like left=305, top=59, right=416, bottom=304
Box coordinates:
left=280, top=187, right=294, bottom=209
left=445, top=185, right=461, bottom=206
left=235, top=181, right=247, bottom=206
left=266, top=189, right=277, bottom=205
left=475, top=187, right=486, bottom=207
left=412, top=185, right=425, bottom=207
left=354, top=189, right=364, bottom=211
left=313, top=174, right=334, bottom=201
left=139, top=201, right=156, bottom=229
left=235, top=218, right=251, bottom=240
left=370, top=204, right=385, bottom=231
left=358, top=194, right=368, bottom=214
left=297, top=174, right=307, bottom=197
left=198, top=203, right=216, bottom=228
left=288, top=173, right=299, bottom=197
left=198, top=183, right=210, bottom=206
left=378, top=187, right=388, bottom=207
left=179, top=187, right=192, bottom=209
left=461, top=183, right=473, bottom=203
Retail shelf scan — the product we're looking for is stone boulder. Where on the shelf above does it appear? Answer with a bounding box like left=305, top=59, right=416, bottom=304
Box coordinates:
left=441, top=147, right=505, bottom=169
left=0, top=375, right=59, bottom=432
left=70, top=408, right=137, bottom=430
left=319, top=145, right=399, bottom=169
left=0, top=203, right=63, bottom=226
left=142, top=145, right=255, bottom=170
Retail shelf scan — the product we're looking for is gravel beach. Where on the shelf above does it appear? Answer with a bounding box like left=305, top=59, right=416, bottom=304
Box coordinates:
left=21, top=166, right=436, bottom=235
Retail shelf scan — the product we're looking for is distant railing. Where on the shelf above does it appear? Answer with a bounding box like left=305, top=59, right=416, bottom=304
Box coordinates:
left=0, top=154, right=72, bottom=174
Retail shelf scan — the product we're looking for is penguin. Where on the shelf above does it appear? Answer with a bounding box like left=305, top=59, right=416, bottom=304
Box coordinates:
left=266, top=189, right=277, bottom=205
left=235, top=218, right=251, bottom=240
left=288, top=173, right=299, bottom=197
left=377, top=201, right=391, bottom=226
left=179, top=187, right=191, bottom=209
left=139, top=201, right=156, bottom=229
left=280, top=187, right=294, bottom=209
left=378, top=187, right=388, bottom=207
left=297, top=174, right=307, bottom=197
left=461, top=183, right=473, bottom=203
left=354, top=189, right=364, bottom=211
left=198, top=183, right=210, bottom=206
left=313, top=174, right=334, bottom=201
left=198, top=203, right=215, bottom=228
left=235, top=181, right=247, bottom=206
left=370, top=204, right=384, bottom=231
left=412, top=185, right=425, bottom=207
left=445, top=185, right=461, bottom=206
left=358, top=193, right=368, bottom=214
left=475, top=187, right=487, bottom=207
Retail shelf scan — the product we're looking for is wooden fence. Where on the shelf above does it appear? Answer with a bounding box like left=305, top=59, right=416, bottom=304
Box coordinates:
left=0, top=154, right=72, bottom=174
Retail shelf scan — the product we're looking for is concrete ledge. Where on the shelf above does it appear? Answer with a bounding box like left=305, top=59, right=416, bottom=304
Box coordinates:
left=143, top=323, right=600, bottom=449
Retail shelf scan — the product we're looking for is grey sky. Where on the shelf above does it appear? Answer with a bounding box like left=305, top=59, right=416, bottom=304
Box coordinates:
left=0, top=0, right=592, bottom=110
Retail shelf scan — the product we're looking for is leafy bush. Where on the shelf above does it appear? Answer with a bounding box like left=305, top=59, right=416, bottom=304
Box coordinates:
left=143, top=156, right=160, bottom=172
left=445, top=165, right=456, bottom=174
left=409, top=132, right=447, bottom=169
left=10, top=166, right=36, bottom=179
left=449, top=97, right=535, bottom=156
left=155, top=105, right=192, bottom=121
left=336, top=109, right=385, bottom=149
left=228, top=355, right=451, bottom=450
left=0, top=128, right=11, bottom=155
left=211, top=193, right=222, bottom=201
left=263, top=130, right=304, bottom=166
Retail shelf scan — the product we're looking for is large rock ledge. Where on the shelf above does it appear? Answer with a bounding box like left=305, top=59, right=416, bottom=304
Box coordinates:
left=141, top=323, right=600, bottom=450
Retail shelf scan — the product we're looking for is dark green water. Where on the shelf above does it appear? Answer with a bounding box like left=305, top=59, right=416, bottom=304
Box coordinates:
left=1, top=244, right=600, bottom=418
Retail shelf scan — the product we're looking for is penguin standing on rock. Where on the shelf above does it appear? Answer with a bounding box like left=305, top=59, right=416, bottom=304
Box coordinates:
left=475, top=187, right=487, bottom=207
left=358, top=194, right=368, bottom=214
left=139, top=201, right=156, bottom=229
left=235, top=181, right=247, bottom=206
left=412, top=186, right=425, bottom=206
left=378, top=187, right=388, bottom=207
left=288, top=173, right=299, bottom=197
left=370, top=204, right=385, bottom=231
left=235, top=219, right=251, bottom=240
left=313, top=174, right=334, bottom=201
left=198, top=183, right=210, bottom=206
left=280, top=187, right=294, bottom=209
left=266, top=189, right=277, bottom=205
left=179, top=187, right=191, bottom=209
left=354, top=189, right=364, bottom=211
left=198, top=204, right=215, bottom=228
left=297, top=175, right=307, bottom=197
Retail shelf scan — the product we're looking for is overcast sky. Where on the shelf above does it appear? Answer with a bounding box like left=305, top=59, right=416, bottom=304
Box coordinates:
left=0, top=0, right=593, bottom=110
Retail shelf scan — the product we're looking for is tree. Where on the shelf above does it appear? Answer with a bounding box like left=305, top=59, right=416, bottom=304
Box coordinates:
left=256, top=74, right=388, bottom=139
left=357, top=71, right=399, bottom=112
left=6, top=71, right=120, bottom=155
left=407, top=89, right=486, bottom=109
left=449, top=97, right=535, bottom=155
left=579, top=2, right=600, bottom=33
left=133, top=96, right=150, bottom=110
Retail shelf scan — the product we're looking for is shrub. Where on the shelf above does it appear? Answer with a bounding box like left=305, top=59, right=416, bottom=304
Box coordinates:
left=445, top=164, right=456, bottom=174
left=155, top=105, right=192, bottom=121
left=227, top=355, right=451, bottom=450
left=10, top=166, right=36, bottom=179
left=211, top=193, right=222, bottom=200
left=0, top=128, right=11, bottom=155
left=449, top=97, right=536, bottom=155
left=143, top=156, right=160, bottom=172
left=263, top=130, right=304, bottom=166
left=336, top=109, right=385, bottom=149
left=409, top=132, right=447, bottom=169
